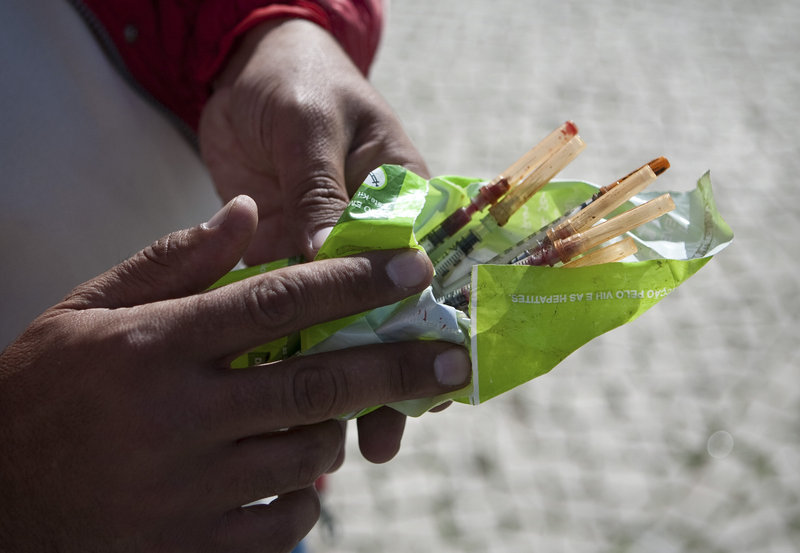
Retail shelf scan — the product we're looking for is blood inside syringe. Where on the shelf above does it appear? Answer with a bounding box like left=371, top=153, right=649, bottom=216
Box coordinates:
left=420, top=178, right=509, bottom=253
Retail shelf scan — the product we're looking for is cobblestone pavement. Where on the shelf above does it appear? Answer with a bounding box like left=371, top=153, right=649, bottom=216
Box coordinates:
left=306, top=1, right=800, bottom=552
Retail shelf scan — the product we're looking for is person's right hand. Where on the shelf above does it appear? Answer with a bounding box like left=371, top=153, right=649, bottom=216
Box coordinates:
left=0, top=196, right=470, bottom=553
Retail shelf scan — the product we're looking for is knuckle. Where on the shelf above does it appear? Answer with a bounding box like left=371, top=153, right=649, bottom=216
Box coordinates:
left=114, top=230, right=193, bottom=292
left=139, top=230, right=191, bottom=269
left=281, top=86, right=336, bottom=124
left=288, top=365, right=346, bottom=420
left=377, top=344, right=427, bottom=399
left=244, top=259, right=378, bottom=334
left=388, top=349, right=418, bottom=398
left=292, top=172, right=349, bottom=213
left=270, top=85, right=341, bottom=143
left=245, top=274, right=305, bottom=332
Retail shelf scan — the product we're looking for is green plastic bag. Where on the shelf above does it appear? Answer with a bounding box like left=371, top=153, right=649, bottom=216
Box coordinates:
left=215, top=164, right=733, bottom=417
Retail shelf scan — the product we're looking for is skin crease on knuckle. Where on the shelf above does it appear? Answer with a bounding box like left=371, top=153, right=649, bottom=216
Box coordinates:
left=280, top=342, right=433, bottom=426
left=384, top=344, right=422, bottom=398
left=244, top=256, right=380, bottom=336
left=290, top=170, right=349, bottom=221
left=136, top=229, right=193, bottom=279
left=288, top=363, right=345, bottom=421
left=245, top=273, right=305, bottom=335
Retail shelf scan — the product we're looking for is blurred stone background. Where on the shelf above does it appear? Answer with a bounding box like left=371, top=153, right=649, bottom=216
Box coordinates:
left=306, top=0, right=800, bottom=551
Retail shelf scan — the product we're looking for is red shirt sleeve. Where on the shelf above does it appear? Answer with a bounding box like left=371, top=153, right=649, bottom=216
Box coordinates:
left=76, top=0, right=384, bottom=131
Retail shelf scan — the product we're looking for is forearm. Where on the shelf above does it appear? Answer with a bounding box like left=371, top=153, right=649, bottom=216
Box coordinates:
left=71, top=0, right=384, bottom=131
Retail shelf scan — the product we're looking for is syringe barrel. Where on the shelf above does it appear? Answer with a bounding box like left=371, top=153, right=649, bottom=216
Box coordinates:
left=554, top=193, right=676, bottom=262
left=490, top=135, right=586, bottom=227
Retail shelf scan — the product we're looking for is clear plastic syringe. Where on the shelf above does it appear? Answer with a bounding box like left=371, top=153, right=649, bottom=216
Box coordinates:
left=418, top=178, right=510, bottom=256
left=431, top=134, right=586, bottom=286
left=438, top=158, right=668, bottom=294
left=439, top=194, right=675, bottom=310
left=419, top=121, right=579, bottom=257
left=503, top=158, right=667, bottom=267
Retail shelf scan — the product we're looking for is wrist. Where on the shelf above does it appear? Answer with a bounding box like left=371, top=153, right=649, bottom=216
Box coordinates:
left=214, top=18, right=343, bottom=91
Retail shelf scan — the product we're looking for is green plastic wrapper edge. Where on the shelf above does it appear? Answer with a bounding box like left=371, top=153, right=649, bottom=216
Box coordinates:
left=213, top=164, right=733, bottom=418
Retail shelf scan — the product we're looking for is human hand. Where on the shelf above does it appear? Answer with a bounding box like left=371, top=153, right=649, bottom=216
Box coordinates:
left=198, top=19, right=437, bottom=462
left=0, top=196, right=469, bottom=552
left=198, top=18, right=430, bottom=264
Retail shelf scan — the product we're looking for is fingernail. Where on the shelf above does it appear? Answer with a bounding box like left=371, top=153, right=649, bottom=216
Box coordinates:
left=311, top=227, right=333, bottom=252
left=385, top=250, right=430, bottom=289
left=434, top=348, right=471, bottom=387
left=204, top=197, right=238, bottom=229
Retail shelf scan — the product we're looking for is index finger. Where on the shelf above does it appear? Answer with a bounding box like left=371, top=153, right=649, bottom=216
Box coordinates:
left=161, top=248, right=433, bottom=363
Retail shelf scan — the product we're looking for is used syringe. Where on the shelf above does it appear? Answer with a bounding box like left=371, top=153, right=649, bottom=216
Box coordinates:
left=514, top=193, right=675, bottom=266
left=440, top=237, right=639, bottom=311
left=494, top=121, right=579, bottom=189
left=439, top=194, right=675, bottom=310
left=418, top=178, right=510, bottom=255
left=503, top=158, right=667, bottom=266
left=431, top=134, right=586, bottom=285
left=562, top=236, right=638, bottom=268
left=419, top=121, right=579, bottom=255
left=436, top=158, right=668, bottom=294
left=546, top=157, right=669, bottom=243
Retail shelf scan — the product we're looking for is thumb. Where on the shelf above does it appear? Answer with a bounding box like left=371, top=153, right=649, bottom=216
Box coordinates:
left=282, top=167, right=348, bottom=260
left=273, top=117, right=351, bottom=260
left=65, top=196, right=258, bottom=309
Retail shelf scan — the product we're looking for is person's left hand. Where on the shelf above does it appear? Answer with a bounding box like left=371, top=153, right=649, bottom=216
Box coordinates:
left=198, top=18, right=429, bottom=264
left=198, top=18, right=435, bottom=465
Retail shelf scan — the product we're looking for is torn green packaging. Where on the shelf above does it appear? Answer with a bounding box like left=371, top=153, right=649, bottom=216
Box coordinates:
left=212, top=164, right=733, bottom=417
